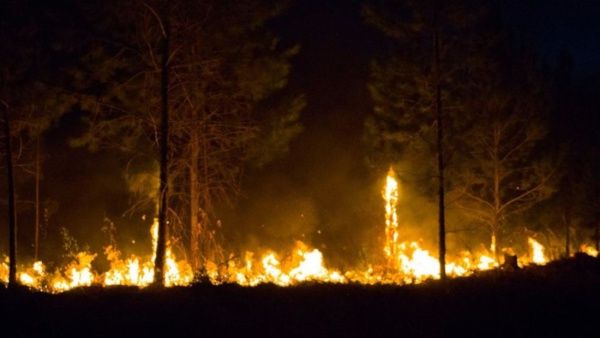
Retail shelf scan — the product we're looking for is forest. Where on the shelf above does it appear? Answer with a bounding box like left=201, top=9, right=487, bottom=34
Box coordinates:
left=0, top=0, right=599, bottom=334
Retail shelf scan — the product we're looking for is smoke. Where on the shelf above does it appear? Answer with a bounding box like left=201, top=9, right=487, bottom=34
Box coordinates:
left=220, top=173, right=319, bottom=253
left=125, top=167, right=159, bottom=204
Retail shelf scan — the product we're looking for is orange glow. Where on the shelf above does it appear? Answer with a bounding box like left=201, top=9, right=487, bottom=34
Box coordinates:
left=528, top=237, right=547, bottom=265
left=0, top=169, right=562, bottom=291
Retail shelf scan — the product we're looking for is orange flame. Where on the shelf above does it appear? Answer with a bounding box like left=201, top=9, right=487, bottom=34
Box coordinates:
left=0, top=170, right=561, bottom=291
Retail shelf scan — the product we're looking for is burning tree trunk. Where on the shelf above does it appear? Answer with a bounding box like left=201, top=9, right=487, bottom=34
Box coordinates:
left=365, top=0, right=466, bottom=280
left=154, top=4, right=170, bottom=287
left=3, top=109, right=18, bottom=287
left=383, top=168, right=400, bottom=269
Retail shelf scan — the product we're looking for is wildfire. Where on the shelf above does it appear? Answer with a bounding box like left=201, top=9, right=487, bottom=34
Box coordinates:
left=0, top=168, right=572, bottom=291
left=18, top=261, right=45, bottom=287
left=377, top=168, right=501, bottom=282
left=528, top=237, right=547, bottom=265
left=580, top=244, right=598, bottom=257
left=204, top=241, right=345, bottom=286
left=0, top=218, right=192, bottom=292
left=383, top=168, right=400, bottom=261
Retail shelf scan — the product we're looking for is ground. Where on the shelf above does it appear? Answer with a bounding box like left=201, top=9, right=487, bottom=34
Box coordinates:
left=1, top=255, right=599, bottom=337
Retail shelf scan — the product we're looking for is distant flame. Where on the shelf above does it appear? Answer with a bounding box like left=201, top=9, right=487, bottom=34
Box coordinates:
left=528, top=237, right=547, bottom=265
left=580, top=244, right=598, bottom=257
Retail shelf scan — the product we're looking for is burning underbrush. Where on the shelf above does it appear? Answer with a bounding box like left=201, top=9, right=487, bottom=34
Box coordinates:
left=0, top=169, right=596, bottom=292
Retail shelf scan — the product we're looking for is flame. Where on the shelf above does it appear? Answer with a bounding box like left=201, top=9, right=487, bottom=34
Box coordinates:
left=396, top=242, right=439, bottom=281
left=0, top=170, right=571, bottom=291
left=374, top=167, right=500, bottom=283
left=16, top=261, right=45, bottom=288
left=289, top=247, right=344, bottom=283
left=383, top=168, right=400, bottom=261
left=477, top=255, right=496, bottom=270
left=0, top=217, right=193, bottom=292
left=103, top=218, right=192, bottom=288
left=580, top=244, right=598, bottom=257
left=528, top=237, right=547, bottom=265
left=55, top=252, right=96, bottom=290
left=209, top=241, right=346, bottom=286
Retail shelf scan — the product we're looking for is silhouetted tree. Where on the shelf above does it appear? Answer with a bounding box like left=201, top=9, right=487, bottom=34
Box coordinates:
left=454, top=88, right=556, bottom=258
left=530, top=51, right=600, bottom=256
left=151, top=0, right=170, bottom=287
left=0, top=0, right=81, bottom=282
left=2, top=109, right=17, bottom=286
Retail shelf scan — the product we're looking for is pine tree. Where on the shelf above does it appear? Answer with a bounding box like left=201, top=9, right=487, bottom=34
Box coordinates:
left=364, top=0, right=485, bottom=279
left=0, top=0, right=82, bottom=283
left=70, top=0, right=304, bottom=273
left=454, top=85, right=556, bottom=258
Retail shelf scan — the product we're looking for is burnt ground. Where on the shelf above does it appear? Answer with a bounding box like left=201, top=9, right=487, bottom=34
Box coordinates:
left=1, top=255, right=599, bottom=337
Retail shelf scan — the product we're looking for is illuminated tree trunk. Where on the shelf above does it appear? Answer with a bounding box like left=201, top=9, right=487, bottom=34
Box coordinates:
left=199, top=123, right=212, bottom=263
left=490, top=230, right=497, bottom=258
left=562, top=209, right=571, bottom=257
left=189, top=116, right=201, bottom=270
left=154, top=5, right=170, bottom=287
left=433, top=0, right=446, bottom=280
left=3, top=109, right=17, bottom=287
left=490, top=216, right=501, bottom=261
left=34, top=134, right=40, bottom=261
left=491, top=126, right=501, bottom=260
left=595, top=223, right=599, bottom=253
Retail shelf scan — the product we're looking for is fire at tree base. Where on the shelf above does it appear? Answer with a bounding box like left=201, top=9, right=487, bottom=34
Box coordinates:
left=1, top=170, right=597, bottom=292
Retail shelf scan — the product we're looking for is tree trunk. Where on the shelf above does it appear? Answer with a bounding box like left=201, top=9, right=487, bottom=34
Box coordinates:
left=594, top=221, right=600, bottom=252
left=492, top=127, right=501, bottom=260
left=34, top=134, right=40, bottom=261
left=490, top=229, right=497, bottom=259
left=189, top=116, right=200, bottom=270
left=433, top=1, right=446, bottom=280
left=491, top=218, right=500, bottom=260
left=563, top=210, right=571, bottom=257
left=154, top=7, right=170, bottom=287
left=201, top=115, right=211, bottom=260
left=3, top=109, right=17, bottom=287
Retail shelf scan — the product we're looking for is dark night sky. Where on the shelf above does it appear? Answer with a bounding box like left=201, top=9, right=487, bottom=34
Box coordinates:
left=502, top=0, right=600, bottom=76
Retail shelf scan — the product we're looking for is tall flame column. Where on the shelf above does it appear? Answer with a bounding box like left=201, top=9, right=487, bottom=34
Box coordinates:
left=383, top=168, right=400, bottom=269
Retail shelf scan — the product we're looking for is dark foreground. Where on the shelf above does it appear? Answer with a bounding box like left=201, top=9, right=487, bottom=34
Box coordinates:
left=1, top=255, right=600, bottom=337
